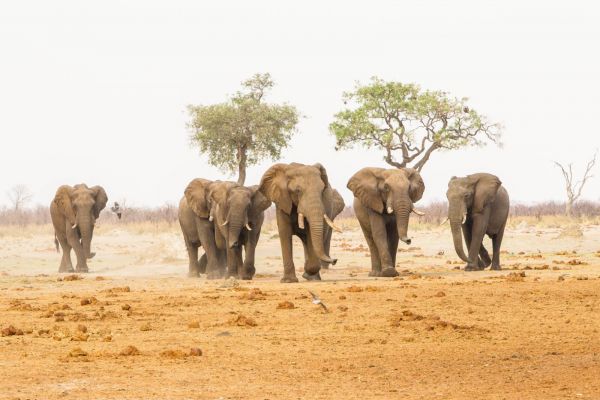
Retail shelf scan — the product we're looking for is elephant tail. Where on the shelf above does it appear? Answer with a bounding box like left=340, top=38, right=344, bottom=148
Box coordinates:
left=54, top=235, right=59, bottom=253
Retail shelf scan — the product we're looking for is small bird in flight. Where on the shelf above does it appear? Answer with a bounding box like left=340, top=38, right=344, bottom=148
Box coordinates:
left=308, top=290, right=328, bottom=312
left=110, top=202, right=122, bottom=219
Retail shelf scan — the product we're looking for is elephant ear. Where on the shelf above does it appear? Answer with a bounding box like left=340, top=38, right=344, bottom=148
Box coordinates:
left=313, top=163, right=330, bottom=187
left=403, top=168, right=425, bottom=203
left=184, top=178, right=212, bottom=218
left=54, top=185, right=76, bottom=226
left=90, top=186, right=108, bottom=219
left=259, top=164, right=292, bottom=215
left=330, top=189, right=345, bottom=218
left=347, top=168, right=384, bottom=213
left=249, top=185, right=272, bottom=214
left=471, top=173, right=502, bottom=214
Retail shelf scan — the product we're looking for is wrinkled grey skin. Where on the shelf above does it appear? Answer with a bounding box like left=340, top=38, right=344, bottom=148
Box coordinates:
left=50, top=184, right=108, bottom=273
left=209, top=182, right=271, bottom=280
left=178, top=178, right=226, bottom=278
left=348, top=167, right=425, bottom=277
left=446, top=173, right=510, bottom=271
left=259, top=163, right=345, bottom=283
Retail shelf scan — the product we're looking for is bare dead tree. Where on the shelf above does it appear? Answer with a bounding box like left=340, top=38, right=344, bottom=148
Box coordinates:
left=554, top=152, right=597, bottom=217
left=7, top=184, right=33, bottom=212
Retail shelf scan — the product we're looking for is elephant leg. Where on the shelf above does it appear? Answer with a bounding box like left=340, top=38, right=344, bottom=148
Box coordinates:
left=198, top=253, right=208, bottom=274
left=463, top=223, right=487, bottom=270
left=479, top=243, right=492, bottom=269
left=368, top=213, right=397, bottom=277
left=320, top=227, right=333, bottom=270
left=196, top=220, right=221, bottom=280
left=241, top=230, right=260, bottom=280
left=302, top=232, right=322, bottom=281
left=276, top=208, right=298, bottom=283
left=184, top=237, right=201, bottom=277
left=491, top=223, right=506, bottom=270
left=387, top=224, right=399, bottom=268
left=66, top=224, right=88, bottom=273
left=357, top=220, right=381, bottom=277
left=465, top=212, right=489, bottom=271
left=57, top=235, right=74, bottom=273
left=226, top=247, right=243, bottom=279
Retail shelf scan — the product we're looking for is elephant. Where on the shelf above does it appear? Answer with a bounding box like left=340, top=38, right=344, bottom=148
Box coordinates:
left=347, top=167, right=425, bottom=277
left=208, top=181, right=271, bottom=280
left=258, top=162, right=345, bottom=282
left=178, top=178, right=226, bottom=278
left=50, top=184, right=108, bottom=273
left=446, top=173, right=510, bottom=271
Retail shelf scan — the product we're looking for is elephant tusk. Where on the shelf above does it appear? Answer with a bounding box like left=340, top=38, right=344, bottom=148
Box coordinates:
left=324, top=214, right=342, bottom=233
left=209, top=215, right=214, bottom=222
left=411, top=208, right=425, bottom=216
left=440, top=217, right=449, bottom=225
left=221, top=220, right=229, bottom=226
left=245, top=223, right=252, bottom=231
left=387, top=206, right=393, bottom=214
left=298, top=213, right=305, bottom=229
left=71, top=224, right=78, bottom=229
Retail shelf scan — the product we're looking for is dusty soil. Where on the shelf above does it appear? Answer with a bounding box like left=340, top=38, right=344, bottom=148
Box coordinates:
left=1, top=221, right=600, bottom=399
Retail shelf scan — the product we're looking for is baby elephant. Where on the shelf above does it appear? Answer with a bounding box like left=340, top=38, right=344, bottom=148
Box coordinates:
left=446, top=173, right=509, bottom=271
left=50, top=184, right=108, bottom=273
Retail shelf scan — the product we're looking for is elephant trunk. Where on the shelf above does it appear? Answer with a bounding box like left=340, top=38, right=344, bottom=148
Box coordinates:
left=303, top=195, right=336, bottom=265
left=448, top=203, right=469, bottom=262
left=227, top=209, right=245, bottom=248
left=393, top=196, right=412, bottom=245
left=77, top=213, right=95, bottom=259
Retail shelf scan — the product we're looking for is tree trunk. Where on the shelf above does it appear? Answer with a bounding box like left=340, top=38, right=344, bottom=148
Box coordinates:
left=412, top=142, right=440, bottom=172
left=237, top=147, right=247, bottom=185
left=566, top=199, right=573, bottom=218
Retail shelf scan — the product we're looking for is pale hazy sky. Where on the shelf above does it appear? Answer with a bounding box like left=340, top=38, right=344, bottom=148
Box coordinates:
left=1, top=1, right=599, bottom=208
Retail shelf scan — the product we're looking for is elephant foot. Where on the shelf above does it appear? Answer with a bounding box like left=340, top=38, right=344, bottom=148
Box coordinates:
left=381, top=267, right=399, bottom=278
left=490, top=264, right=501, bottom=271
left=464, top=264, right=480, bottom=271
left=75, top=267, right=89, bottom=273
left=188, top=270, right=200, bottom=278
left=240, top=266, right=255, bottom=281
left=478, top=257, right=491, bottom=269
left=58, top=266, right=75, bottom=273
left=198, top=255, right=208, bottom=274
left=302, top=271, right=322, bottom=281
left=368, top=270, right=382, bottom=277
left=87, top=252, right=96, bottom=259
left=280, top=275, right=299, bottom=283
left=206, top=271, right=223, bottom=280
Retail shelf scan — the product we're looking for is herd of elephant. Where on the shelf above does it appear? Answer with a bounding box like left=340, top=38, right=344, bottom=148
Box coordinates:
left=50, top=162, right=510, bottom=282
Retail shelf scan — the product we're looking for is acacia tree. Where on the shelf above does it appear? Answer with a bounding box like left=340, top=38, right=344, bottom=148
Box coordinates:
left=329, top=78, right=502, bottom=172
left=554, top=152, right=597, bottom=217
left=187, top=73, right=299, bottom=185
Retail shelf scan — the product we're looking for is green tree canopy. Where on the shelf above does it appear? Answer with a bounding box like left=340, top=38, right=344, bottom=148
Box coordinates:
left=329, top=78, right=502, bottom=172
left=187, top=73, right=299, bottom=184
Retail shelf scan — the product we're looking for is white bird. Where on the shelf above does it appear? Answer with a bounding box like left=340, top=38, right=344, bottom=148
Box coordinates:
left=308, top=290, right=328, bottom=312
